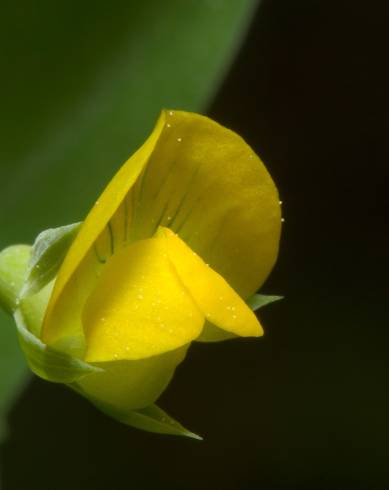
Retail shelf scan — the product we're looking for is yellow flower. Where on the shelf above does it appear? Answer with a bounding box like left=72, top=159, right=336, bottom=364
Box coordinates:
left=0, top=110, right=281, bottom=437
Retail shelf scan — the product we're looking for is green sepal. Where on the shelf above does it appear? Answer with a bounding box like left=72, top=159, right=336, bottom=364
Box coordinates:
left=74, top=387, right=202, bottom=440
left=21, top=222, right=81, bottom=298
left=14, top=308, right=102, bottom=383
left=247, top=294, right=283, bottom=311
left=0, top=244, right=31, bottom=315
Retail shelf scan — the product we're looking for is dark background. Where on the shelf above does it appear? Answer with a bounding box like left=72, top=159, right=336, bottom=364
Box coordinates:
left=2, top=1, right=389, bottom=488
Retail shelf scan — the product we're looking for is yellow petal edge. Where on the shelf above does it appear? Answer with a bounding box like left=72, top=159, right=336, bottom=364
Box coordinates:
left=159, top=227, right=262, bottom=339
left=41, top=113, right=166, bottom=344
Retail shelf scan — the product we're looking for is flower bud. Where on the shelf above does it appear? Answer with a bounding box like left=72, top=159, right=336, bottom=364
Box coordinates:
left=0, top=111, right=282, bottom=438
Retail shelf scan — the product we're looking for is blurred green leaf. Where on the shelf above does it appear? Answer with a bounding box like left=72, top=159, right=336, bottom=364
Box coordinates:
left=0, top=319, right=27, bottom=441
left=0, top=246, right=31, bottom=441
left=0, top=0, right=259, bottom=244
left=0, top=0, right=259, bottom=439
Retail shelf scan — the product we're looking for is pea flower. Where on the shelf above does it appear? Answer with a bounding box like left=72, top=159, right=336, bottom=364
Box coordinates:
left=0, top=111, right=281, bottom=438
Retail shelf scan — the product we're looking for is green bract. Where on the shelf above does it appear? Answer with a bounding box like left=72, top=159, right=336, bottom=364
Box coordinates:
left=0, top=111, right=282, bottom=438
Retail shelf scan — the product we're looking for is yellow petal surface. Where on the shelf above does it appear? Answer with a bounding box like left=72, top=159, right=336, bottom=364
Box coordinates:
left=41, top=113, right=166, bottom=345
left=42, top=110, right=280, bottom=349
left=76, top=346, right=188, bottom=411
left=82, top=238, right=204, bottom=362
left=158, top=227, right=263, bottom=338
left=128, top=111, right=281, bottom=299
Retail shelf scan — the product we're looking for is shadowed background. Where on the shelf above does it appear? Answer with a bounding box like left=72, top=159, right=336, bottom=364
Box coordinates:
left=1, top=1, right=389, bottom=489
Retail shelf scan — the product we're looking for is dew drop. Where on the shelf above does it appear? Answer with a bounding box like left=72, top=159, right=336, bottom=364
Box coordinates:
left=168, top=110, right=174, bottom=116
left=177, top=137, right=182, bottom=143
left=281, top=218, right=285, bottom=223
left=279, top=200, right=283, bottom=205
left=166, top=123, right=171, bottom=128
